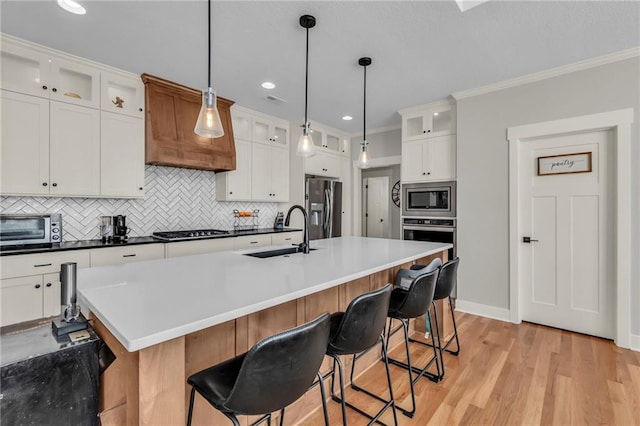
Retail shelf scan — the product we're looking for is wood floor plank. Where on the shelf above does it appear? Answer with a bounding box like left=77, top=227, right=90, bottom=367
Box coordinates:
left=300, top=313, right=639, bottom=426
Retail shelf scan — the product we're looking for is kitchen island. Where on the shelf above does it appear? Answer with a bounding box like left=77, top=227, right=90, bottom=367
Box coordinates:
left=80, top=236, right=452, bottom=426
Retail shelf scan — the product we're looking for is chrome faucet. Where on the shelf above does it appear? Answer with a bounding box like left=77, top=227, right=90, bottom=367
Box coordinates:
left=284, top=205, right=310, bottom=254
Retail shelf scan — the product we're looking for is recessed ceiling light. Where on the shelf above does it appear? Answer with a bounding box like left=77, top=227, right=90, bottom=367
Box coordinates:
left=342, top=115, right=353, bottom=121
left=261, top=82, right=276, bottom=89
left=57, top=0, right=86, bottom=15
left=433, top=112, right=439, bottom=116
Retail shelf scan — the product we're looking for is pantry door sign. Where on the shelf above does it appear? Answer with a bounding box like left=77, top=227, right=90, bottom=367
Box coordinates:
left=537, top=151, right=592, bottom=176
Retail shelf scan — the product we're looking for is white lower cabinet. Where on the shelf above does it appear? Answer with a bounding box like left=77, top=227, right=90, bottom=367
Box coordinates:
left=90, top=244, right=165, bottom=267
left=165, top=238, right=234, bottom=258
left=271, top=232, right=303, bottom=245
left=233, top=234, right=272, bottom=250
left=0, top=250, right=91, bottom=327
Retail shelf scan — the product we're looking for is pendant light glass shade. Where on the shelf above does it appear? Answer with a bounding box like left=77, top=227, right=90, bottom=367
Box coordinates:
left=357, top=142, right=371, bottom=169
left=296, top=15, right=317, bottom=157
left=297, top=124, right=316, bottom=157
left=358, top=57, right=372, bottom=169
left=195, top=88, right=224, bottom=138
left=194, top=0, right=224, bottom=138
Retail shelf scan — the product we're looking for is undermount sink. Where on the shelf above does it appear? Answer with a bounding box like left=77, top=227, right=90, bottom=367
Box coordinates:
left=244, top=246, right=316, bottom=258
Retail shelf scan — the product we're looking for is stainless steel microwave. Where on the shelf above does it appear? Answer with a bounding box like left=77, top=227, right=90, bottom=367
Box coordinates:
left=402, top=181, right=456, bottom=218
left=0, top=214, right=63, bottom=247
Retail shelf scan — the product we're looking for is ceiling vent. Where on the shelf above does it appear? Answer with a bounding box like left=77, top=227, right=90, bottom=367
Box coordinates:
left=265, top=95, right=287, bottom=104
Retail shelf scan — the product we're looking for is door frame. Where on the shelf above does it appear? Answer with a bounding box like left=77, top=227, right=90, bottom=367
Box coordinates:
left=507, top=108, right=633, bottom=348
left=352, top=155, right=401, bottom=237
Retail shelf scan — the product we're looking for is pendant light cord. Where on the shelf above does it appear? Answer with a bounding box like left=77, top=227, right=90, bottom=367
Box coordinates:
left=304, top=26, right=309, bottom=126
left=363, top=64, right=367, bottom=145
left=207, top=0, right=211, bottom=88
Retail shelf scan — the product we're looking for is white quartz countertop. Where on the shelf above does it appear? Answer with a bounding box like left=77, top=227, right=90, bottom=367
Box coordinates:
left=78, top=236, right=452, bottom=352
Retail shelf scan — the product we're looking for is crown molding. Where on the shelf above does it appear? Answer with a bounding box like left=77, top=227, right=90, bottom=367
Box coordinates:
left=349, top=124, right=401, bottom=139
left=397, top=97, right=456, bottom=117
left=452, top=46, right=640, bottom=100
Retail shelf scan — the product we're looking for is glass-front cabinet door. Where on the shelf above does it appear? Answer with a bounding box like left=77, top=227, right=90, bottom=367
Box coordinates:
left=101, top=72, right=144, bottom=118
left=1, top=43, right=52, bottom=99
left=402, top=103, right=455, bottom=140
left=49, top=58, right=100, bottom=109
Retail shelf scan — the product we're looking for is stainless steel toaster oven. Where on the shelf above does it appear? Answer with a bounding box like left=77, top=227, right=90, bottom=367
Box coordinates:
left=0, top=214, right=62, bottom=247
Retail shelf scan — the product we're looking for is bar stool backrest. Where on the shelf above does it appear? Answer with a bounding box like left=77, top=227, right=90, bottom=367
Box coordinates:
left=433, top=257, right=460, bottom=301
left=327, top=284, right=392, bottom=355
left=223, top=313, right=331, bottom=415
left=391, top=269, right=438, bottom=319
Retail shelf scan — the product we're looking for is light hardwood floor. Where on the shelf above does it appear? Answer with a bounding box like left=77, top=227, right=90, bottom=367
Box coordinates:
left=301, top=312, right=640, bottom=425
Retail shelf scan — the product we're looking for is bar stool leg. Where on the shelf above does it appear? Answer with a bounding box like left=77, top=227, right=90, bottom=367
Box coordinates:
left=187, top=387, right=196, bottom=426
left=316, top=371, right=330, bottom=426
left=445, top=297, right=461, bottom=355
left=329, top=355, right=348, bottom=425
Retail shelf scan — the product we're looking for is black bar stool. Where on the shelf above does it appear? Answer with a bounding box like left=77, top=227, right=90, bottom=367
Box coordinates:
left=384, top=268, right=440, bottom=418
left=186, top=313, right=331, bottom=426
left=324, top=284, right=397, bottom=426
left=410, top=257, right=460, bottom=381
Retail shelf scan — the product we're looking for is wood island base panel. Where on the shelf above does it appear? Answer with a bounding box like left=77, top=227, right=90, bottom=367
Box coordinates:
left=90, top=242, right=450, bottom=425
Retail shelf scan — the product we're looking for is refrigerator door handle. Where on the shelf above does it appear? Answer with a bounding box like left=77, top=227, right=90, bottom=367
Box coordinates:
left=324, top=188, right=331, bottom=236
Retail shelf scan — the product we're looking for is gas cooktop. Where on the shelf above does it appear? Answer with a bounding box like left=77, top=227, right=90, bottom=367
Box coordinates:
left=152, top=229, right=230, bottom=241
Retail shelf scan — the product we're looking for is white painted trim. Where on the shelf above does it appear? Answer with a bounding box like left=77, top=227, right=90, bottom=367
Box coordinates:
left=507, top=108, right=634, bottom=349
left=453, top=47, right=640, bottom=100
left=352, top=156, right=402, bottom=237
left=349, top=124, right=402, bottom=138
left=455, top=300, right=511, bottom=323
left=631, top=334, right=640, bottom=352
left=398, top=98, right=456, bottom=117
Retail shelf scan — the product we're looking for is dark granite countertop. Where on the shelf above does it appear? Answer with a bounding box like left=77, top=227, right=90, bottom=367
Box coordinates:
left=0, top=228, right=302, bottom=257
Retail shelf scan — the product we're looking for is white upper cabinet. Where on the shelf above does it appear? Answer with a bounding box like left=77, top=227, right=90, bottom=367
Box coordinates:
left=1, top=41, right=100, bottom=109
left=101, top=111, right=145, bottom=197
left=309, top=124, right=349, bottom=157
left=218, top=106, right=290, bottom=202
left=0, top=35, right=145, bottom=198
left=401, top=134, right=456, bottom=183
left=305, top=152, right=342, bottom=179
left=49, top=101, right=101, bottom=196
left=0, top=43, right=51, bottom=98
left=253, top=115, right=289, bottom=148
left=101, top=71, right=144, bottom=118
left=0, top=90, right=50, bottom=195
left=401, top=102, right=456, bottom=141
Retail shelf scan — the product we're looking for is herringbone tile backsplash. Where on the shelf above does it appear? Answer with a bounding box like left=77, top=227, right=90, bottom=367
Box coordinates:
left=0, top=166, right=279, bottom=241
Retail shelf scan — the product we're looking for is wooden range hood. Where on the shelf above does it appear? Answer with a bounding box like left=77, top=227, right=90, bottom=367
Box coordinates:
left=141, top=73, right=236, bottom=172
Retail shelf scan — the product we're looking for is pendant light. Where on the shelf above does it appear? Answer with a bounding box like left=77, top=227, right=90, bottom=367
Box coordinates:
left=357, top=57, right=372, bottom=169
left=296, top=15, right=317, bottom=157
left=194, top=0, right=224, bottom=138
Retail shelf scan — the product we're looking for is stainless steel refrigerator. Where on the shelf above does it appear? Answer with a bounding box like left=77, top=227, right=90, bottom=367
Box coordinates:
left=305, top=178, right=342, bottom=240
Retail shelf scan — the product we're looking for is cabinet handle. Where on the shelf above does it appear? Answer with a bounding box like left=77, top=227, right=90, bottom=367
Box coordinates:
left=139, top=108, right=143, bottom=112
left=52, top=88, right=57, bottom=93
left=285, top=238, right=292, bottom=241
left=35, top=284, right=41, bottom=289
left=42, top=182, right=48, bottom=187
left=46, top=282, right=52, bottom=287
left=427, top=172, right=431, bottom=175
left=423, top=130, right=426, bottom=133
left=42, top=85, right=48, bottom=90
left=422, top=172, right=426, bottom=175
left=34, top=263, right=52, bottom=267
left=122, top=254, right=137, bottom=258
left=427, top=129, right=431, bottom=133
left=52, top=183, right=58, bottom=187
left=139, top=187, right=143, bottom=190
left=250, top=241, right=258, bottom=244
left=229, top=191, right=233, bottom=194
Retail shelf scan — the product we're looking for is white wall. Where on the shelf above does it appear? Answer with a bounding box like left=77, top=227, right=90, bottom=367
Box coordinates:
left=456, top=57, right=640, bottom=335
left=350, top=128, right=402, bottom=161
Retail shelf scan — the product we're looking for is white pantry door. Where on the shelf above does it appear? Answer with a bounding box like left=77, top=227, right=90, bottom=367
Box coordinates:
left=519, top=129, right=614, bottom=339
left=365, top=177, right=389, bottom=238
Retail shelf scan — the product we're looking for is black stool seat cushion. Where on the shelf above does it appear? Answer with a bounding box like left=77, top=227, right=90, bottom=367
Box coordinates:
left=188, top=353, right=246, bottom=411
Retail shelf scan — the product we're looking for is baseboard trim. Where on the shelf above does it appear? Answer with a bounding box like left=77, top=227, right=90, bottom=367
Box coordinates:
left=455, top=299, right=511, bottom=323
left=631, top=334, right=640, bottom=352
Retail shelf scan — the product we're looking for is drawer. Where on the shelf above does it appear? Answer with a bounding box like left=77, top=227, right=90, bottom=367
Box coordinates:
left=0, top=250, right=91, bottom=279
left=165, top=238, right=234, bottom=258
left=271, top=232, right=303, bottom=246
left=90, top=244, right=165, bottom=267
left=232, top=234, right=272, bottom=250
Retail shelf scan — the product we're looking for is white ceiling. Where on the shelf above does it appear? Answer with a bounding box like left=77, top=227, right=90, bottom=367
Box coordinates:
left=1, top=1, right=639, bottom=134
